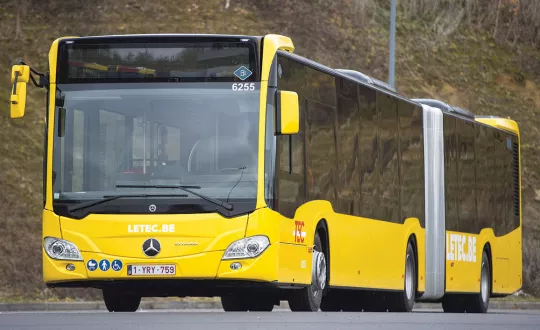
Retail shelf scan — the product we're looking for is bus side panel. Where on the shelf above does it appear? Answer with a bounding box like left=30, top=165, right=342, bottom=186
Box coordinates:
left=273, top=52, right=427, bottom=293
left=274, top=201, right=360, bottom=287
left=491, top=227, right=522, bottom=295
left=322, top=212, right=373, bottom=288
left=491, top=231, right=510, bottom=293
left=507, top=227, right=522, bottom=294
left=246, top=207, right=310, bottom=285
left=358, top=218, right=423, bottom=291
left=445, top=230, right=490, bottom=293
left=416, top=225, right=427, bottom=293
left=444, top=228, right=517, bottom=294
left=269, top=198, right=425, bottom=291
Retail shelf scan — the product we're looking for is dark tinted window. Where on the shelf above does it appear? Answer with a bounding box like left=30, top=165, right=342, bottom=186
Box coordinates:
left=276, top=125, right=306, bottom=218
left=443, top=115, right=459, bottom=231
left=275, top=55, right=339, bottom=218
left=58, top=39, right=258, bottom=83
left=358, top=84, right=380, bottom=219
left=500, top=130, right=515, bottom=235
left=336, top=77, right=360, bottom=215
left=274, top=53, right=427, bottom=227
left=378, top=93, right=400, bottom=223
left=275, top=56, right=306, bottom=218
left=475, top=125, right=493, bottom=231
left=492, top=129, right=507, bottom=235
left=457, top=119, right=477, bottom=232
left=305, top=98, right=338, bottom=205
left=444, top=115, right=520, bottom=236
left=305, top=65, right=336, bottom=107
left=399, top=101, right=425, bottom=226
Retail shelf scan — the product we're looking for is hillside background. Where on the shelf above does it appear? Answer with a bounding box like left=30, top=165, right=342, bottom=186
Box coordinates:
left=1, top=0, right=540, bottom=301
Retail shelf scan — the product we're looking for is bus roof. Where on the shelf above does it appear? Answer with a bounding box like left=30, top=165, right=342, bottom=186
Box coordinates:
left=58, top=33, right=263, bottom=41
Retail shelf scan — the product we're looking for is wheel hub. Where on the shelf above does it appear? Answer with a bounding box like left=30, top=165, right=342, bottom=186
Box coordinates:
left=481, top=261, right=489, bottom=303
left=312, top=251, right=326, bottom=291
left=405, top=255, right=414, bottom=300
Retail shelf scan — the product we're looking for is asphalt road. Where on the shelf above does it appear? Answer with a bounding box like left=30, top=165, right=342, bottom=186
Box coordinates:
left=1, top=309, right=540, bottom=330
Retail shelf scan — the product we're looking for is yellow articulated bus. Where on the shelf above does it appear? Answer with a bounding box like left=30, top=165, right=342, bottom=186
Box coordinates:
left=9, top=34, right=521, bottom=313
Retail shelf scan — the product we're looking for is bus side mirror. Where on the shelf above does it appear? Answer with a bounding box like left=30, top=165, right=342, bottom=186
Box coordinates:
left=10, top=65, right=30, bottom=119
left=275, top=90, right=299, bottom=135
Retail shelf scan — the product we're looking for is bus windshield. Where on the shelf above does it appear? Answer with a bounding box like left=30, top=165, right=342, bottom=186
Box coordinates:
left=52, top=82, right=260, bottom=217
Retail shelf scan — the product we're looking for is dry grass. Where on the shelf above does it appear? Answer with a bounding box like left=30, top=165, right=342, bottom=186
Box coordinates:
left=1, top=0, right=540, bottom=299
left=398, top=0, right=540, bottom=47
left=523, top=237, right=540, bottom=295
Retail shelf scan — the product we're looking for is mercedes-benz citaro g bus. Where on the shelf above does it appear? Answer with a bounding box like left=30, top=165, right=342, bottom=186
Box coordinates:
left=9, top=34, right=522, bottom=313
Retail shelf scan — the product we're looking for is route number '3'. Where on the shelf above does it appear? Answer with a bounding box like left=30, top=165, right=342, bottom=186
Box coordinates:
left=232, top=83, right=255, bottom=91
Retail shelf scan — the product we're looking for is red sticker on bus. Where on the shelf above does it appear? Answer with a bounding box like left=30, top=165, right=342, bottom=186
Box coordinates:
left=294, top=221, right=305, bottom=243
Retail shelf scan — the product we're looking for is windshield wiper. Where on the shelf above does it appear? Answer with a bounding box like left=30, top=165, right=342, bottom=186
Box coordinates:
left=67, top=193, right=188, bottom=213
left=116, top=184, right=234, bottom=211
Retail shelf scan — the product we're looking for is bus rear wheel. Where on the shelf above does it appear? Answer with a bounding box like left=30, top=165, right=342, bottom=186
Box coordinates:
left=389, top=241, right=416, bottom=312
left=442, top=250, right=491, bottom=314
left=288, top=230, right=327, bottom=311
left=103, top=289, right=141, bottom=312
left=466, top=250, right=491, bottom=313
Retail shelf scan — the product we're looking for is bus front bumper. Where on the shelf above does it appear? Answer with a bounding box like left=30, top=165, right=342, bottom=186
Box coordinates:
left=43, top=244, right=284, bottom=294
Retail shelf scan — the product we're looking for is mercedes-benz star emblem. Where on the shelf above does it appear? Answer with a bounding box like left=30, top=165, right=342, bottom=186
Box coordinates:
left=149, top=204, right=157, bottom=212
left=142, top=238, right=161, bottom=257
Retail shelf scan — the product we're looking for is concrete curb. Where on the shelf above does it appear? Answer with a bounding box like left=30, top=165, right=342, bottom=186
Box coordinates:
left=1, top=300, right=539, bottom=312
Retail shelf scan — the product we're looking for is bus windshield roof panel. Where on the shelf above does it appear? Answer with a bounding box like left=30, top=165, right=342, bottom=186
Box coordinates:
left=56, top=35, right=261, bottom=83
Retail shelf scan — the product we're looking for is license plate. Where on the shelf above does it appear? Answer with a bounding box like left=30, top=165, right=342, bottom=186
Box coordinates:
left=127, top=264, right=176, bottom=276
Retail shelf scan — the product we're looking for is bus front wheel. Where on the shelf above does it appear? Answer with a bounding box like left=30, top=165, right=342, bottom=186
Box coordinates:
left=103, top=288, right=141, bottom=312
left=288, top=230, right=327, bottom=311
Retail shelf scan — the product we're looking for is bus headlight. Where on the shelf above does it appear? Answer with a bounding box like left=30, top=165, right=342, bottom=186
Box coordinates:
left=222, top=235, right=270, bottom=260
left=44, top=237, right=83, bottom=261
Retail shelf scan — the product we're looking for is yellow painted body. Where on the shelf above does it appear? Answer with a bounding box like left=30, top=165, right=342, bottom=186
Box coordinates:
left=277, top=90, right=300, bottom=135
left=43, top=202, right=426, bottom=291
left=444, top=227, right=522, bottom=294
left=36, top=34, right=521, bottom=299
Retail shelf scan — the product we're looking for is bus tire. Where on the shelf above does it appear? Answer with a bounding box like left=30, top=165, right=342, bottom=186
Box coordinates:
left=466, top=250, right=491, bottom=313
left=390, top=240, right=416, bottom=312
left=103, top=289, right=141, bottom=312
left=288, top=230, right=327, bottom=312
left=221, top=295, right=249, bottom=311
